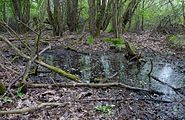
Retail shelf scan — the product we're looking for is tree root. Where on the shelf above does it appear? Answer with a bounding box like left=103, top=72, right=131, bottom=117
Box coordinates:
left=0, top=102, right=68, bottom=115
left=29, top=83, right=164, bottom=95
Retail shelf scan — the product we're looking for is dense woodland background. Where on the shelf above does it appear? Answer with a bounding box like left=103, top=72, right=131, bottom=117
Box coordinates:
left=0, top=0, right=185, bottom=36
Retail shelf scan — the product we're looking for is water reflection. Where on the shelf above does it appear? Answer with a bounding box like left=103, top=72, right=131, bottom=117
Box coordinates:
left=159, top=64, right=173, bottom=82
left=39, top=50, right=185, bottom=100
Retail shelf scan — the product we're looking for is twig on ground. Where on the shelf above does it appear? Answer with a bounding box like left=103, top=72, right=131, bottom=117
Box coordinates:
left=0, top=45, right=52, bottom=99
left=0, top=102, right=68, bottom=115
left=0, top=63, right=19, bottom=75
left=76, top=98, right=123, bottom=102
left=150, top=75, right=185, bottom=99
left=0, top=72, right=24, bottom=99
left=77, top=98, right=174, bottom=103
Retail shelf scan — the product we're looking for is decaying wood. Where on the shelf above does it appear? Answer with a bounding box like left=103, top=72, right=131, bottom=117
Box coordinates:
left=29, top=83, right=164, bottom=95
left=0, top=35, right=81, bottom=82
left=0, top=102, right=68, bottom=115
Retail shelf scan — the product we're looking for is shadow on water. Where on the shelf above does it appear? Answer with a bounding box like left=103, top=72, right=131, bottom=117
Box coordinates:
left=35, top=48, right=185, bottom=101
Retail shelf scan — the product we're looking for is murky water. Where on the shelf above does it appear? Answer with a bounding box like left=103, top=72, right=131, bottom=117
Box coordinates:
left=37, top=49, right=185, bottom=101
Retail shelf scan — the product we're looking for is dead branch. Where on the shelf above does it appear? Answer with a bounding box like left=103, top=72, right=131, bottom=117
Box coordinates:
left=22, top=27, right=42, bottom=83
left=0, top=21, right=31, bottom=51
left=0, top=63, right=19, bottom=75
left=76, top=98, right=123, bottom=102
left=78, top=98, right=173, bottom=103
left=1, top=45, right=52, bottom=99
left=0, top=35, right=80, bottom=82
left=17, top=19, right=39, bottom=35
left=29, top=83, right=164, bottom=95
left=150, top=75, right=177, bottom=90
left=0, top=102, right=68, bottom=115
left=0, top=72, right=24, bottom=99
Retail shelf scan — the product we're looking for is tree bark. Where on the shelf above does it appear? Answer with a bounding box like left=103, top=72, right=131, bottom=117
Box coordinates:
left=47, top=0, right=63, bottom=36
left=67, top=0, right=79, bottom=32
left=122, top=0, right=141, bottom=29
left=88, top=0, right=97, bottom=36
left=11, top=0, right=30, bottom=33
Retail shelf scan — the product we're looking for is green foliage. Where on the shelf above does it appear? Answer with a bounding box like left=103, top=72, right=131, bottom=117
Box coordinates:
left=79, top=0, right=89, bottom=19
left=111, top=38, right=125, bottom=46
left=103, top=37, right=126, bottom=49
left=87, top=35, right=94, bottom=45
left=103, top=38, right=112, bottom=42
left=95, top=105, right=115, bottom=114
left=16, top=86, right=24, bottom=98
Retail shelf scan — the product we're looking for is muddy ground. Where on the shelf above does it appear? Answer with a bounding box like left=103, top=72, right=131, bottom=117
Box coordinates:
left=0, top=31, right=185, bottom=119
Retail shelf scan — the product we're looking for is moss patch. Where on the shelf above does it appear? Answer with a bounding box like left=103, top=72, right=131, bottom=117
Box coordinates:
left=167, top=35, right=185, bottom=49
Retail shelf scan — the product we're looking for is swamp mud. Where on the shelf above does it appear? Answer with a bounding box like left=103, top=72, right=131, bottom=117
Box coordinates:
left=29, top=48, right=185, bottom=102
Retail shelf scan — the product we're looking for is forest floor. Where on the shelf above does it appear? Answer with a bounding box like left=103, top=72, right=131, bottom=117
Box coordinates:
left=0, top=31, right=185, bottom=120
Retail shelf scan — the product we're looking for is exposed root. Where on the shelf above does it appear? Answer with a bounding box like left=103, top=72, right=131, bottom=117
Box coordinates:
left=29, top=83, right=164, bottom=95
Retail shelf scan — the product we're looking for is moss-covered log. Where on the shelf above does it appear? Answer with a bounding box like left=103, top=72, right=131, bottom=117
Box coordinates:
left=36, top=60, right=80, bottom=82
left=124, top=40, right=137, bottom=57
left=0, top=35, right=80, bottom=82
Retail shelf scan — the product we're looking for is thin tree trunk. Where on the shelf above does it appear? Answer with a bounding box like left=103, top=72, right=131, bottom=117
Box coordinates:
left=122, top=0, right=141, bottom=29
left=2, top=1, right=7, bottom=22
left=88, top=0, right=96, bottom=36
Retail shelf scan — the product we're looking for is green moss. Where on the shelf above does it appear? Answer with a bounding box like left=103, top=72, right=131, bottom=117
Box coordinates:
left=0, top=83, right=6, bottom=95
left=167, top=35, right=185, bottom=48
left=103, top=37, right=126, bottom=48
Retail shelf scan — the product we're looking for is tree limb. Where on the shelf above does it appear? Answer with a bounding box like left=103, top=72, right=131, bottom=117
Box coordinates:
left=0, top=102, right=68, bottom=115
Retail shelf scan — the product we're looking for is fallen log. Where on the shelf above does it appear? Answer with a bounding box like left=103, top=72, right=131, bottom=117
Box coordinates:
left=0, top=35, right=80, bottom=82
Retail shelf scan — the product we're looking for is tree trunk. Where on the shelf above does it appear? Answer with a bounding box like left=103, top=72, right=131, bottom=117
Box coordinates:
left=2, top=1, right=7, bottom=22
left=122, top=0, right=141, bottom=29
left=47, top=0, right=63, bottom=36
left=11, top=0, right=30, bottom=33
left=88, top=0, right=96, bottom=36
left=112, top=0, right=119, bottom=37
left=141, top=0, right=144, bottom=31
left=101, top=0, right=113, bottom=31
left=67, top=0, right=79, bottom=32
left=182, top=0, right=185, bottom=25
